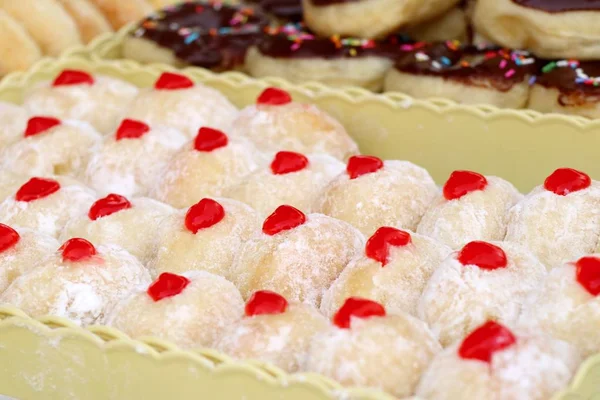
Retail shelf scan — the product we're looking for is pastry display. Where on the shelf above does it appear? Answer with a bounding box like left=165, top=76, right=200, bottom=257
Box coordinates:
left=0, top=102, right=29, bottom=150
left=418, top=240, right=546, bottom=346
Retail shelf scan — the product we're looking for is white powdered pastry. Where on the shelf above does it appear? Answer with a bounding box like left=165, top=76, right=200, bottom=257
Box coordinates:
left=0, top=176, right=96, bottom=238
left=0, top=244, right=151, bottom=326
left=307, top=312, right=441, bottom=398
left=62, top=197, right=175, bottom=264
left=214, top=303, right=328, bottom=372
left=317, top=160, right=438, bottom=236
left=505, top=182, right=600, bottom=269
left=416, top=331, right=581, bottom=400
left=105, top=271, right=245, bottom=348
left=230, top=213, right=365, bottom=307
left=518, top=258, right=600, bottom=358
left=223, top=153, right=345, bottom=219
left=23, top=75, right=139, bottom=134
left=0, top=170, right=28, bottom=204
left=229, top=103, right=358, bottom=161
left=150, top=198, right=259, bottom=279
left=0, top=227, right=58, bottom=293
left=83, top=124, right=188, bottom=197
left=418, top=241, right=547, bottom=346
left=124, top=85, right=238, bottom=138
left=151, top=136, right=265, bottom=208
left=321, top=230, right=452, bottom=317
left=0, top=102, right=28, bottom=150
left=418, top=176, right=522, bottom=249
left=1, top=119, right=102, bottom=177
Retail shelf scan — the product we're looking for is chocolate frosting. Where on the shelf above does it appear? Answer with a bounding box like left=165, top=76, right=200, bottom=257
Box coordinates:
left=246, top=0, right=302, bottom=20
left=512, top=0, right=600, bottom=12
left=535, top=61, right=600, bottom=97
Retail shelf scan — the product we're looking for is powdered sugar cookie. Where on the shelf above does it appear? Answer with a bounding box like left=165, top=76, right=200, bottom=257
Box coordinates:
left=0, top=171, right=29, bottom=204
left=0, top=102, right=29, bottom=150
left=0, top=10, right=42, bottom=76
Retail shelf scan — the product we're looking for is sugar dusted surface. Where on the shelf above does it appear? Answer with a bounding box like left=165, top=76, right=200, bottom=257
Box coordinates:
left=0, top=102, right=28, bottom=150
left=0, top=170, right=28, bottom=204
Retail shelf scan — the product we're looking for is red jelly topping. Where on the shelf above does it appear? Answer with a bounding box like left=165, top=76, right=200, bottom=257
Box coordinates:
left=60, top=238, right=97, bottom=262
left=147, top=272, right=191, bottom=301
left=458, top=321, right=517, bottom=363
left=154, top=72, right=194, bottom=90
left=575, top=256, right=600, bottom=296
left=0, top=224, right=20, bottom=254
left=194, top=127, right=228, bottom=152
left=88, top=194, right=132, bottom=221
left=52, top=69, right=94, bottom=87
left=115, top=119, right=150, bottom=141
left=257, top=87, right=292, bottom=105
left=544, top=168, right=591, bottom=196
left=457, top=241, right=508, bottom=270
left=333, top=297, right=386, bottom=329
left=346, top=155, right=384, bottom=179
left=270, top=151, right=309, bottom=175
left=443, top=170, right=488, bottom=201
left=365, top=227, right=412, bottom=266
left=262, top=205, right=306, bottom=235
left=245, top=290, right=288, bottom=316
left=185, top=198, right=225, bottom=233
left=15, top=177, right=60, bottom=202
left=24, top=116, right=61, bottom=137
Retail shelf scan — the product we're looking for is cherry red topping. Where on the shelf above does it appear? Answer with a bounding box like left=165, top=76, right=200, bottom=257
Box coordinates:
left=575, top=256, right=600, bottom=296
left=154, top=72, right=194, bottom=90
left=270, top=151, right=309, bottom=175
left=52, top=69, right=94, bottom=87
left=185, top=198, right=225, bottom=233
left=115, top=119, right=150, bottom=141
left=544, top=168, right=591, bottom=196
left=24, top=116, right=61, bottom=137
left=365, top=227, right=412, bottom=266
left=458, top=321, right=516, bottom=363
left=457, top=241, right=508, bottom=270
left=245, top=290, right=288, bottom=317
left=0, top=224, right=20, bottom=254
left=443, top=170, right=488, bottom=201
left=15, top=177, right=60, bottom=202
left=262, top=205, right=306, bottom=236
left=346, top=155, right=384, bottom=179
left=60, top=238, right=97, bottom=262
left=333, top=297, right=386, bottom=329
left=147, top=272, right=191, bottom=302
left=88, top=194, right=132, bottom=221
left=257, top=87, right=292, bottom=106
left=194, top=127, right=228, bottom=152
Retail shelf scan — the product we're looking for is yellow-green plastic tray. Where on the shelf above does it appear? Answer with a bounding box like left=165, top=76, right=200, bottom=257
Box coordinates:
left=0, top=57, right=599, bottom=400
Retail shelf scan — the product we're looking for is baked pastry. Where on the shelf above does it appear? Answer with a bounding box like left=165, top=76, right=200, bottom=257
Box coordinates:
left=416, top=321, right=581, bottom=400
left=230, top=205, right=364, bottom=306
left=223, top=151, right=345, bottom=218
left=1, top=116, right=102, bottom=177
left=55, top=0, right=113, bottom=43
left=0, top=238, right=151, bottom=325
left=88, top=0, right=153, bottom=29
left=0, top=224, right=59, bottom=293
left=473, top=0, right=600, bottom=60
left=23, top=69, right=139, bottom=134
left=417, top=170, right=522, bottom=249
left=214, top=290, right=329, bottom=372
left=307, top=297, right=441, bottom=398
left=405, top=4, right=469, bottom=43
left=0, top=176, right=96, bottom=238
left=519, top=254, right=600, bottom=358
left=316, top=156, right=438, bottom=236
left=0, top=171, right=29, bottom=204
left=384, top=43, right=538, bottom=108
left=124, top=72, right=238, bottom=138
left=62, top=194, right=174, bottom=264
left=418, top=240, right=547, bottom=346
left=151, top=127, right=264, bottom=208
left=0, top=10, right=42, bottom=76
left=302, top=0, right=461, bottom=39
left=321, top=227, right=452, bottom=317
left=105, top=271, right=245, bottom=348
left=149, top=197, right=259, bottom=278
left=230, top=87, right=358, bottom=160
left=83, top=118, right=187, bottom=197
left=0, top=102, right=29, bottom=150
left=528, top=60, right=600, bottom=119
left=505, top=168, right=600, bottom=268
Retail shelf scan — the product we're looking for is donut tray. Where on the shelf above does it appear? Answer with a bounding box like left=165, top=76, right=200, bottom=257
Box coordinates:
left=0, top=57, right=599, bottom=400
